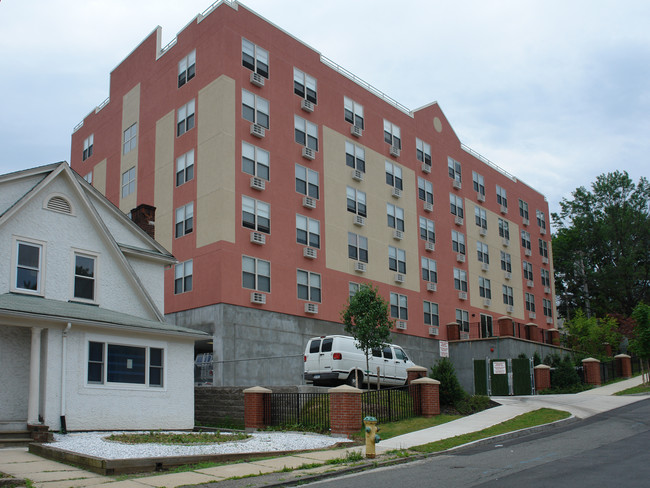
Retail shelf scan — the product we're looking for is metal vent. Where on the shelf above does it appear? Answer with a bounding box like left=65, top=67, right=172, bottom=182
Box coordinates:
left=46, top=196, right=72, bottom=214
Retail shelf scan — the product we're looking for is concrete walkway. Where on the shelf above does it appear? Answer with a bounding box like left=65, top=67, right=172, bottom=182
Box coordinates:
left=0, top=376, right=646, bottom=488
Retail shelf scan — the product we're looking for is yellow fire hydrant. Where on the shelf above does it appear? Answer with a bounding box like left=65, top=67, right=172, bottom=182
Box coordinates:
left=364, top=416, right=380, bottom=458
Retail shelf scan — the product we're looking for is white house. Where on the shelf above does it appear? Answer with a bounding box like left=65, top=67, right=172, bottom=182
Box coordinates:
left=0, top=162, right=206, bottom=432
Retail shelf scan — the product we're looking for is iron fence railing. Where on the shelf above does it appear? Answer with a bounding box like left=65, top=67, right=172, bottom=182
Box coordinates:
left=361, top=384, right=421, bottom=423
left=267, top=392, right=329, bottom=430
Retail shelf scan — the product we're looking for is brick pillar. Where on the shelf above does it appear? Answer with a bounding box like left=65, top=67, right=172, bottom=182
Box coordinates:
left=534, top=364, right=551, bottom=392
left=27, top=424, right=52, bottom=443
left=243, top=386, right=271, bottom=432
left=497, top=316, right=514, bottom=337
left=582, top=358, right=602, bottom=386
left=406, top=366, right=428, bottom=384
left=412, top=377, right=440, bottom=417
left=446, top=322, right=460, bottom=341
left=130, top=203, right=156, bottom=239
left=615, top=354, right=632, bottom=378
left=328, top=385, right=362, bottom=437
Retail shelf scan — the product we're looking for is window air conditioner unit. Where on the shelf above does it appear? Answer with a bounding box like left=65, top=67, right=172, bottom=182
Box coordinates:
left=426, top=282, right=437, bottom=292
left=481, top=262, right=489, bottom=272
left=456, top=253, right=465, bottom=263
left=250, top=231, right=266, bottom=245
left=544, top=286, right=551, bottom=294
left=500, top=205, right=508, bottom=215
left=302, top=196, right=316, bottom=209
left=421, top=163, right=431, bottom=174
left=394, top=273, right=405, bottom=284
left=396, top=320, right=407, bottom=330
left=506, top=305, right=514, bottom=313
left=502, top=238, right=510, bottom=247
left=425, top=241, right=435, bottom=252
left=304, top=302, right=319, bottom=314
left=428, top=326, right=439, bottom=336
left=302, top=146, right=316, bottom=160
left=393, top=229, right=404, bottom=240
left=454, top=215, right=463, bottom=226
left=354, top=261, right=367, bottom=273
left=391, top=187, right=402, bottom=198
left=483, top=298, right=491, bottom=307
left=529, top=312, right=536, bottom=319
left=479, top=227, right=487, bottom=236
left=453, top=180, right=462, bottom=190
left=458, top=291, right=467, bottom=300
left=250, top=292, right=266, bottom=304
left=250, top=176, right=265, bottom=191
left=423, top=201, right=433, bottom=212
left=250, top=123, right=265, bottom=138
left=460, top=332, right=470, bottom=340
left=353, top=215, right=365, bottom=227
left=350, top=125, right=363, bottom=137
left=527, top=280, right=534, bottom=288
left=390, top=145, right=400, bottom=157
left=250, top=72, right=265, bottom=87
left=477, top=193, right=485, bottom=202
left=504, top=271, right=512, bottom=280
left=303, top=247, right=317, bottom=259
left=301, top=99, right=315, bottom=113
left=523, top=218, right=530, bottom=226
left=546, top=317, right=553, bottom=324
left=540, top=228, right=547, bottom=235
left=525, top=249, right=532, bottom=257
left=352, top=169, right=364, bottom=181
left=542, top=257, right=549, bottom=264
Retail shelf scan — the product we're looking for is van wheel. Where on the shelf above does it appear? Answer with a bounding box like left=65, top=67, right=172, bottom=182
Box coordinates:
left=346, top=371, right=362, bottom=388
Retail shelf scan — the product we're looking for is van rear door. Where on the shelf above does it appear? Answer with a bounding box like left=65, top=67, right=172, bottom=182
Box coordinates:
left=304, top=338, right=321, bottom=376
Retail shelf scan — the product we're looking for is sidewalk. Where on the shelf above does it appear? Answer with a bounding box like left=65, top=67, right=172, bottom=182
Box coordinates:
left=0, top=376, right=646, bottom=488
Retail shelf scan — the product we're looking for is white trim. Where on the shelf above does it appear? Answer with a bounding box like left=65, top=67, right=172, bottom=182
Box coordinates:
left=11, top=235, right=47, bottom=296
left=70, top=248, right=100, bottom=305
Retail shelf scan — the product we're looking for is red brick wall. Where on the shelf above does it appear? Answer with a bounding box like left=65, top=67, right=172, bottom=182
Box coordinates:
left=244, top=387, right=271, bottom=430
left=534, top=365, right=551, bottom=391
left=329, top=386, right=362, bottom=437
left=582, top=359, right=602, bottom=385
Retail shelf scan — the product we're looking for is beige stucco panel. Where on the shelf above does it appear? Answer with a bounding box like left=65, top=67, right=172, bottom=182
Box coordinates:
left=154, top=111, right=175, bottom=252
left=119, top=83, right=141, bottom=212
left=93, top=159, right=107, bottom=195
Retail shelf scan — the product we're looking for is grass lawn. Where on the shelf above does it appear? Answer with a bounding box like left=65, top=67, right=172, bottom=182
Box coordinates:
left=614, top=384, right=650, bottom=396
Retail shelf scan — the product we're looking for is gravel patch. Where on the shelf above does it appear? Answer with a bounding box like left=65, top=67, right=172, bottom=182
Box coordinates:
left=47, top=431, right=350, bottom=459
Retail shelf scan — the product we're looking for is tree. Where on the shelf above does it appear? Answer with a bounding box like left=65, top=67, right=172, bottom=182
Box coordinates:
left=340, top=284, right=393, bottom=389
left=565, top=310, right=622, bottom=360
left=630, top=303, right=650, bottom=384
left=429, top=357, right=466, bottom=407
left=552, top=171, right=650, bottom=318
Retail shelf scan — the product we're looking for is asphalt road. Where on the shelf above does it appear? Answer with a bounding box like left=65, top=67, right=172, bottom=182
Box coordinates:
left=302, top=398, right=650, bottom=488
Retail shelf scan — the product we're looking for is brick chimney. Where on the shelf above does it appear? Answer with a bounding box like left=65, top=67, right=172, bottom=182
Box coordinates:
left=130, top=204, right=156, bottom=239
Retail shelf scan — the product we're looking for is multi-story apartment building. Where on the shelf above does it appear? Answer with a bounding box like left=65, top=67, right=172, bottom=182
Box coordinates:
left=70, top=0, right=556, bottom=386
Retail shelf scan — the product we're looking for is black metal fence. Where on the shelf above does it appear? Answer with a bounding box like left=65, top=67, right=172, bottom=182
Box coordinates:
left=361, top=384, right=421, bottom=423
left=267, top=392, right=330, bottom=430
left=596, top=356, right=644, bottom=384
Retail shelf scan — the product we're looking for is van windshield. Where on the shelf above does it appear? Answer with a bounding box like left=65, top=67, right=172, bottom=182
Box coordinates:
left=309, top=340, right=321, bottom=353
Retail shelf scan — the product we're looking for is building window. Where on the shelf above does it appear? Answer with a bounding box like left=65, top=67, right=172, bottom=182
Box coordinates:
left=472, top=171, right=485, bottom=196
left=293, top=68, right=317, bottom=104
left=348, top=233, right=368, bottom=263
left=536, top=210, right=546, bottom=231
left=349, top=282, right=360, bottom=297
left=519, top=199, right=529, bottom=219
left=344, top=97, right=364, bottom=129
left=387, top=203, right=405, bottom=231
left=456, top=309, right=469, bottom=333
left=419, top=217, right=435, bottom=243
left=450, top=194, right=464, bottom=218
left=121, top=167, right=136, bottom=198
left=123, top=123, right=137, bottom=155
left=424, top=301, right=439, bottom=326
left=389, top=246, right=406, bottom=274
left=345, top=141, right=365, bottom=172
left=242, top=196, right=270, bottom=234
left=539, top=239, right=548, bottom=258
left=479, top=277, right=492, bottom=299
left=477, top=242, right=489, bottom=264
left=242, top=38, right=269, bottom=78
left=418, top=177, right=433, bottom=204
left=14, top=240, right=42, bottom=293
left=175, top=202, right=194, bottom=237
left=416, top=138, right=431, bottom=166
left=174, top=260, right=193, bottom=294
left=83, top=172, right=92, bottom=184
left=481, top=314, right=494, bottom=337
left=526, top=293, right=536, bottom=312
left=83, top=134, right=94, bottom=161
left=74, top=253, right=96, bottom=301
left=454, top=268, right=468, bottom=292
left=498, top=218, right=510, bottom=240
left=296, top=215, right=320, bottom=248
left=242, top=256, right=270, bottom=292
left=452, top=230, right=466, bottom=255
left=346, top=187, right=367, bottom=217
left=87, top=341, right=163, bottom=387
left=500, top=251, right=512, bottom=272
left=383, top=120, right=401, bottom=149
left=295, top=164, right=319, bottom=199
left=243, top=143, right=269, bottom=180
left=543, top=298, right=553, bottom=317
left=178, top=50, right=196, bottom=88
left=448, top=157, right=461, bottom=183
left=294, top=115, right=318, bottom=150
left=385, top=161, right=403, bottom=190
left=421, top=257, right=437, bottom=283
left=503, top=285, right=514, bottom=306
left=496, top=185, right=508, bottom=208
left=521, top=230, right=531, bottom=251
left=523, top=261, right=534, bottom=281
left=177, top=100, right=195, bottom=136
left=541, top=268, right=551, bottom=287
left=243, top=90, right=269, bottom=128
left=176, top=149, right=195, bottom=186
left=475, top=206, right=487, bottom=230
left=297, top=269, right=321, bottom=302
left=390, top=293, right=408, bottom=320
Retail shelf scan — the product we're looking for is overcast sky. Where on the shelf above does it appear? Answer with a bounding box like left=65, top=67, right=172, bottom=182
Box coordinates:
left=1, top=0, right=648, bottom=217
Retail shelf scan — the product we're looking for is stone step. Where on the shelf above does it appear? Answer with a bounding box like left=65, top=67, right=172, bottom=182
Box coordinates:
left=0, top=421, right=28, bottom=432
left=0, top=430, right=31, bottom=440
left=0, top=438, right=32, bottom=448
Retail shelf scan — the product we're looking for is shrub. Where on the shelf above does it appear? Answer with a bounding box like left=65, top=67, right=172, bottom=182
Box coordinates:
left=551, top=356, right=581, bottom=389
left=533, top=352, right=542, bottom=366
left=517, top=353, right=528, bottom=359
left=429, top=358, right=467, bottom=406
left=454, top=395, right=491, bottom=415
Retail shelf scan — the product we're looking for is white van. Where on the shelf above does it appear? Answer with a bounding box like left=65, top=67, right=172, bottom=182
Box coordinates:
left=303, top=335, right=417, bottom=387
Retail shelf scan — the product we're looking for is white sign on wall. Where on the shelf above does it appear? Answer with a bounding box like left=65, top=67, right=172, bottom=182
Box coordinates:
left=493, top=361, right=507, bottom=375
left=439, top=341, right=449, bottom=358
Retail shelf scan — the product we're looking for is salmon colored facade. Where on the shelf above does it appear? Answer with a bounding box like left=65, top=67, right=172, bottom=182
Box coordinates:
left=70, top=1, right=555, bottom=350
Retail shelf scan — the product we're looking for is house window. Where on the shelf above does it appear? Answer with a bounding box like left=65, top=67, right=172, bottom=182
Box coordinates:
left=177, top=100, right=196, bottom=136
left=87, top=341, right=163, bottom=387
left=242, top=38, right=269, bottom=78
left=450, top=194, right=464, bottom=218
left=496, top=185, right=508, bottom=208
left=390, top=293, right=408, bottom=320
left=541, top=268, right=551, bottom=287
left=479, top=277, right=492, bottom=299
left=296, top=215, right=320, bottom=248
left=523, top=261, right=534, bottom=281
left=503, top=285, right=514, bottom=306
left=297, top=269, right=321, bottom=302
left=421, top=257, right=437, bottom=283
left=525, top=293, right=536, bottom=312
left=475, top=206, right=487, bottom=230
left=416, top=138, right=431, bottom=166
left=178, top=50, right=196, bottom=88
left=295, top=164, right=319, bottom=198
left=242, top=196, right=270, bottom=233
left=385, top=161, right=403, bottom=190
left=83, top=134, right=94, bottom=161
left=418, top=177, right=433, bottom=204
left=448, top=157, right=461, bottom=183
left=242, top=256, right=270, bottom=292
left=424, top=301, right=439, bottom=326
left=345, top=141, right=365, bottom=172
left=344, top=97, right=364, bottom=129
left=536, top=210, right=546, bottom=231
left=477, top=242, right=489, bottom=264
left=383, top=120, right=401, bottom=149
left=454, top=268, right=468, bottom=292
left=498, top=218, right=510, bottom=240
left=389, top=246, right=406, bottom=273
left=521, top=230, right=531, bottom=251
left=500, top=251, right=512, bottom=272
left=346, top=187, right=366, bottom=217
left=74, top=253, right=96, bottom=301
left=14, top=240, right=42, bottom=293
left=243, top=143, right=269, bottom=180
left=243, top=90, right=269, bottom=128
left=83, top=172, right=92, bottom=184
left=387, top=203, right=405, bottom=231
left=472, top=171, right=485, bottom=196
left=456, top=309, right=469, bottom=333
left=349, top=282, right=360, bottom=297
left=176, top=150, right=195, bottom=186
left=294, top=115, right=318, bottom=150
left=174, top=260, right=193, bottom=294
left=543, top=298, right=553, bottom=317
left=519, top=199, right=529, bottom=219
left=481, top=314, right=493, bottom=337
left=123, top=123, right=137, bottom=155
left=452, top=230, right=466, bottom=255
left=175, top=202, right=194, bottom=237
left=539, top=239, right=549, bottom=258
left=419, top=217, right=435, bottom=243
left=293, top=68, right=317, bottom=104
left=348, top=233, right=368, bottom=263
left=121, top=167, right=136, bottom=198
